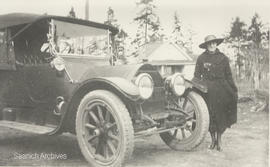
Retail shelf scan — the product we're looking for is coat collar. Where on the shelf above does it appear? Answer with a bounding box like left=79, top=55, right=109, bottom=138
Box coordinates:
left=202, top=49, right=225, bottom=65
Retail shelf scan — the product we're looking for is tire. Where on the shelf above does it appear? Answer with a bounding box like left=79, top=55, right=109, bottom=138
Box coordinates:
left=0, top=103, right=4, bottom=120
left=0, top=109, right=2, bottom=120
left=76, top=90, right=134, bottom=167
left=160, top=91, right=209, bottom=151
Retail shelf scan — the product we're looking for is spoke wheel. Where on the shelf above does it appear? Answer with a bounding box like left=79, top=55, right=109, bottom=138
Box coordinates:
left=76, top=90, right=134, bottom=167
left=160, top=91, right=209, bottom=151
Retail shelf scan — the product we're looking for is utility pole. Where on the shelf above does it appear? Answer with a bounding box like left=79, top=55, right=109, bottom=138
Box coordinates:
left=85, top=0, right=89, bottom=20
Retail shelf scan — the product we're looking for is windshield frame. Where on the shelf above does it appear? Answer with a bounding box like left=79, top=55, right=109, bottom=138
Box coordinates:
left=49, top=19, right=113, bottom=59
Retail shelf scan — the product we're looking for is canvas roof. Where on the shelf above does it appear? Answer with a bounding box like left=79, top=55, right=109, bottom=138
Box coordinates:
left=0, top=13, right=118, bottom=35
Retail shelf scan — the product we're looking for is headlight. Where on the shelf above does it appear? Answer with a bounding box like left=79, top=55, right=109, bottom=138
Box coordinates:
left=169, top=73, right=186, bottom=96
left=52, top=57, right=65, bottom=71
left=135, top=73, right=154, bottom=100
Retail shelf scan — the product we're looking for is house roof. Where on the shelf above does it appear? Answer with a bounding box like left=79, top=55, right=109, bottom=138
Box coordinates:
left=138, top=42, right=194, bottom=65
left=0, top=13, right=118, bottom=34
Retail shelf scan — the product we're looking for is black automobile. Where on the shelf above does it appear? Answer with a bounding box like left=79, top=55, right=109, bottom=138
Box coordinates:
left=0, top=13, right=209, bottom=167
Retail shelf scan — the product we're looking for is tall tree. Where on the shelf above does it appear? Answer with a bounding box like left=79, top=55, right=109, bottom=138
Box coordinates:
left=104, top=7, right=117, bottom=26
left=245, top=13, right=268, bottom=89
left=228, top=17, right=247, bottom=78
left=171, top=11, right=195, bottom=53
left=248, top=13, right=263, bottom=47
left=132, top=0, right=163, bottom=47
left=229, top=17, right=247, bottom=40
left=68, top=7, right=76, bottom=18
left=104, top=7, right=128, bottom=64
left=172, top=11, right=184, bottom=45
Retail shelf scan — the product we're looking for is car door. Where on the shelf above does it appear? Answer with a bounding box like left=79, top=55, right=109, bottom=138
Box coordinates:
left=19, top=21, right=73, bottom=109
left=22, top=53, right=69, bottom=106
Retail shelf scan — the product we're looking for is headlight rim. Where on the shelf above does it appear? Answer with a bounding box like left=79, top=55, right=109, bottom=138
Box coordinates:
left=135, top=73, right=154, bottom=100
left=170, top=73, right=186, bottom=96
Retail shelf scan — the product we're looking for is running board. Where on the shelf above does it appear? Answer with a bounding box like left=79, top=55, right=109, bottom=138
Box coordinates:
left=0, top=120, right=56, bottom=134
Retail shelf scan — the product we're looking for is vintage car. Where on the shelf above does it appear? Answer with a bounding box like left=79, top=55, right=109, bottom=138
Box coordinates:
left=0, top=13, right=209, bottom=167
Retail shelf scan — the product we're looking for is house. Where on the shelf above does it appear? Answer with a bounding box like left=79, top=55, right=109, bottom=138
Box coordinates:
left=129, top=41, right=196, bottom=80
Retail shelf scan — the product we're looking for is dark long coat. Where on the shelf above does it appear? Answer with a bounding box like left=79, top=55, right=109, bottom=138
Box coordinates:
left=194, top=49, right=238, bottom=133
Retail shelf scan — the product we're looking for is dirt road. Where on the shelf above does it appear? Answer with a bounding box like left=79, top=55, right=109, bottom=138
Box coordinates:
left=0, top=101, right=268, bottom=167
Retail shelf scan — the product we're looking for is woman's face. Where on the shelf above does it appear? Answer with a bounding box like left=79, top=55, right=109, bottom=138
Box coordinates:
left=207, top=42, right=217, bottom=52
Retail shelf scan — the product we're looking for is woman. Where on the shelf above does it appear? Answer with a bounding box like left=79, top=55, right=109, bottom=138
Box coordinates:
left=194, top=35, right=238, bottom=151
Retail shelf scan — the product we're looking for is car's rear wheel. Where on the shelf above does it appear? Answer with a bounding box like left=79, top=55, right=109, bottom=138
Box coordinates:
left=76, top=90, right=134, bottom=167
left=160, top=91, right=209, bottom=151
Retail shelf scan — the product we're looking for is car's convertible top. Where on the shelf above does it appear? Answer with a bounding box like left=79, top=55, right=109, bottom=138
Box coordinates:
left=0, top=13, right=118, bottom=35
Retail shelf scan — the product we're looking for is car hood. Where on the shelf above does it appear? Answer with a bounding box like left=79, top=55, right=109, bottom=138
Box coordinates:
left=79, top=64, right=144, bottom=82
left=62, top=57, right=154, bottom=83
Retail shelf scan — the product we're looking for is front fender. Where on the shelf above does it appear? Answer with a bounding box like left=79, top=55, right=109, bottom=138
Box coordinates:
left=81, top=77, right=140, bottom=101
left=185, top=78, right=208, bottom=93
left=53, top=77, right=140, bottom=135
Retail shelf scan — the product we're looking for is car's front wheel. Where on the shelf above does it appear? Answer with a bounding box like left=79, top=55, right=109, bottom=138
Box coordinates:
left=160, top=91, right=209, bottom=151
left=76, top=90, right=134, bottom=167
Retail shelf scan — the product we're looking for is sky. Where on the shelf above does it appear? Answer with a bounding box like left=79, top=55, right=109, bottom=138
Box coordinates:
left=0, top=0, right=269, bottom=54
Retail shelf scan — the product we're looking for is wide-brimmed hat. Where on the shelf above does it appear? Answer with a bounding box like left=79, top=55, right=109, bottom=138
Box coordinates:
left=199, top=35, right=224, bottom=49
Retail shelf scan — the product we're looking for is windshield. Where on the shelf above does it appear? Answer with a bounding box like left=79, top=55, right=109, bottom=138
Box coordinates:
left=53, top=20, right=110, bottom=57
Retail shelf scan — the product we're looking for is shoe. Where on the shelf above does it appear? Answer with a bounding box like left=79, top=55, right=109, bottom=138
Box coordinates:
left=216, top=145, right=222, bottom=151
left=209, top=141, right=216, bottom=149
